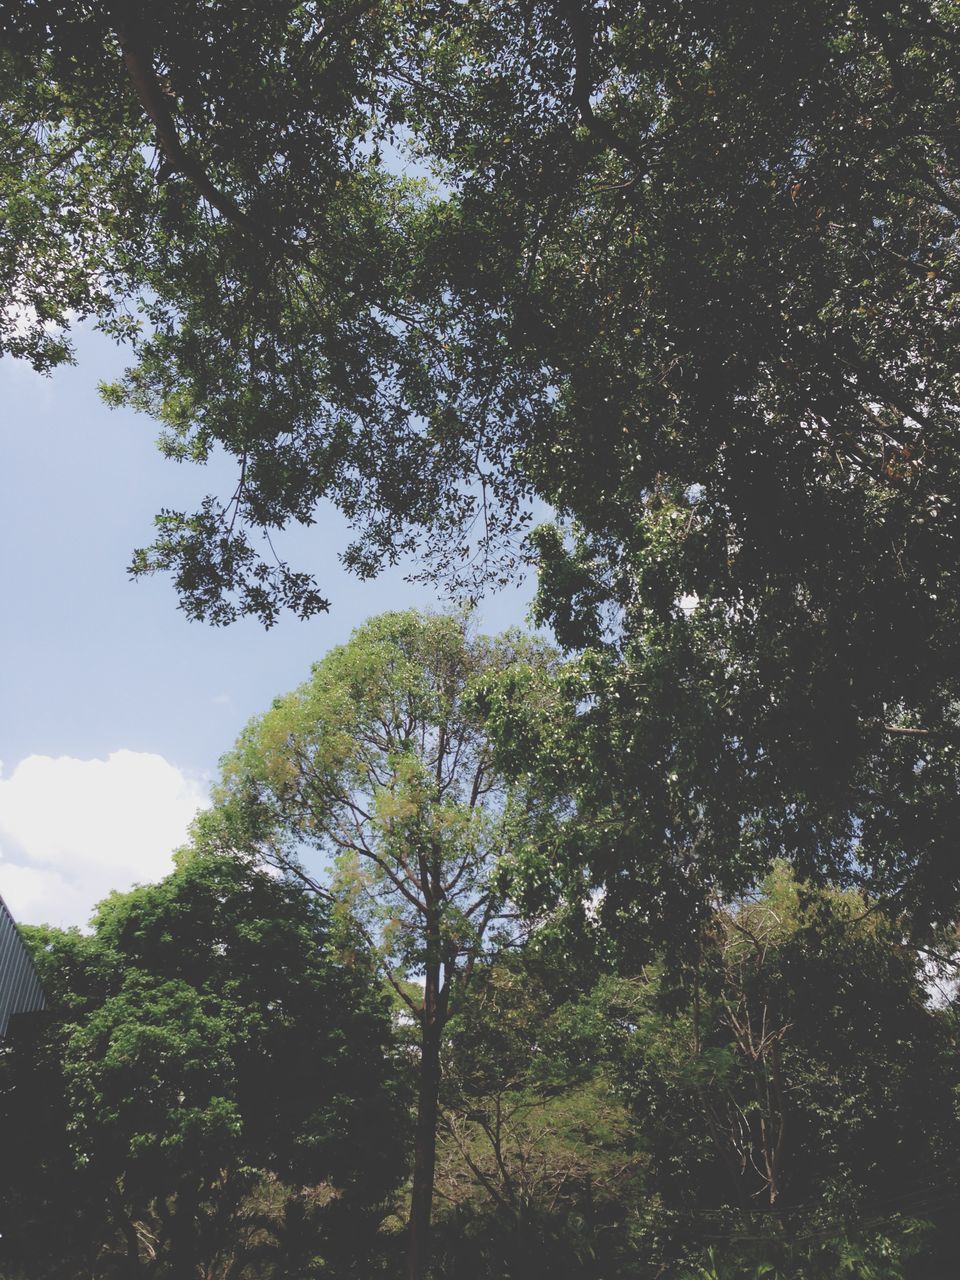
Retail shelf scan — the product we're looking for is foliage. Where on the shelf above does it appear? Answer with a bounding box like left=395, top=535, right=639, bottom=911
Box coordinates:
left=3, top=747, right=960, bottom=1278
left=430, top=955, right=645, bottom=1279
left=0, top=852, right=405, bottom=1279
left=6, top=1, right=960, bottom=930
left=200, top=610, right=556, bottom=1007
left=605, top=872, right=960, bottom=1277
left=194, top=609, right=559, bottom=1277
left=410, top=871, right=960, bottom=1279
left=681, top=1220, right=935, bottom=1280
left=481, top=531, right=960, bottom=950
left=4, top=1, right=960, bottom=638
left=1, top=0, right=528, bottom=621
left=8, top=8, right=960, bottom=1263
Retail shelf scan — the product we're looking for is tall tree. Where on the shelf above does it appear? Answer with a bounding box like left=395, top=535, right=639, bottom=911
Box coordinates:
left=7, top=1, right=960, bottom=915
left=196, top=610, right=556, bottom=1280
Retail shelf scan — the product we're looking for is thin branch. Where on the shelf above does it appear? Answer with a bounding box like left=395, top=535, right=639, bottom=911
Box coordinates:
left=438, top=1112, right=515, bottom=1213
left=328, top=831, right=427, bottom=912
left=347, top=908, right=423, bottom=1020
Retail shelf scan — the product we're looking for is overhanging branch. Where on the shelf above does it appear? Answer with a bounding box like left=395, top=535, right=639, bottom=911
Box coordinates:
left=559, top=0, right=649, bottom=172
left=109, top=4, right=260, bottom=238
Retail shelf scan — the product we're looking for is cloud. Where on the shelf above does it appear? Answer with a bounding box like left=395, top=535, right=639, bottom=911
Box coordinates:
left=2, top=301, right=70, bottom=338
left=0, top=751, right=207, bottom=929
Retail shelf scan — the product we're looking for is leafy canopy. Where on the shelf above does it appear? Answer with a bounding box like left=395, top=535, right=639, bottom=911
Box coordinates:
left=4, top=0, right=960, bottom=639
left=7, top=2, right=960, bottom=921
left=201, top=610, right=558, bottom=1001
left=0, top=851, right=405, bottom=1278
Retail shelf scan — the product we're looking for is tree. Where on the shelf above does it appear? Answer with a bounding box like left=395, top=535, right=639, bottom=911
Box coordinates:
left=0, top=851, right=405, bottom=1279
left=477, top=510, right=960, bottom=957
left=196, top=609, right=557, bottom=1280
left=431, top=954, right=645, bottom=1280
left=604, top=870, right=960, bottom=1277
left=1, top=0, right=525, bottom=623
left=4, top=1, right=960, bottom=632
left=7, top=1, right=960, bottom=919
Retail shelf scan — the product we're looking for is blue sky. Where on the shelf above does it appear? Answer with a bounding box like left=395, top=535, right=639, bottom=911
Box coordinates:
left=0, top=325, right=536, bottom=926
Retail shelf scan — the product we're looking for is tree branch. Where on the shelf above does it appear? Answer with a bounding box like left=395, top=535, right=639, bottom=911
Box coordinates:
left=110, top=4, right=260, bottom=238
left=558, top=0, right=650, bottom=172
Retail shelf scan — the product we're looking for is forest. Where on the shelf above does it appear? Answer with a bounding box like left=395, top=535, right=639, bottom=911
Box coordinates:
left=3, top=1, right=960, bottom=1277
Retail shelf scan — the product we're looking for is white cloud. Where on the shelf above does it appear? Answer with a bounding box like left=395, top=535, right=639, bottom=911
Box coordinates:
left=0, top=751, right=207, bottom=929
left=2, top=301, right=70, bottom=338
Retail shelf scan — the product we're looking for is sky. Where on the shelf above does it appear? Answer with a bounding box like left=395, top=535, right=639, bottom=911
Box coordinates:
left=0, top=325, right=537, bottom=928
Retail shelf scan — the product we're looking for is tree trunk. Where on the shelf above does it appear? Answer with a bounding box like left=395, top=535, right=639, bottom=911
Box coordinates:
left=406, top=961, right=443, bottom=1280
left=106, top=1186, right=142, bottom=1277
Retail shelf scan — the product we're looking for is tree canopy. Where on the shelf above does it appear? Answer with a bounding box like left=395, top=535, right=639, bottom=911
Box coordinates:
left=4, top=0, right=960, bottom=629
left=6, top=0, right=960, bottom=922
left=196, top=609, right=558, bottom=1278
left=0, top=851, right=406, bottom=1279
left=6, top=0, right=960, bottom=921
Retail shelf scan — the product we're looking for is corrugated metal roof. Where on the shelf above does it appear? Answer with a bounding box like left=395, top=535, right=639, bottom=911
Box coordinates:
left=0, top=895, right=46, bottom=1038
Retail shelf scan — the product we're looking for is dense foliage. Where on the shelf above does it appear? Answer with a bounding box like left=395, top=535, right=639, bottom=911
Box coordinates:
left=193, top=610, right=558, bottom=1278
left=2, top=611, right=960, bottom=1277
left=5, top=0, right=960, bottom=929
left=6, top=857, right=958, bottom=1279
left=429, top=871, right=960, bottom=1279
left=0, top=852, right=406, bottom=1279
left=4, top=0, right=960, bottom=631
left=6, top=0, right=960, bottom=1268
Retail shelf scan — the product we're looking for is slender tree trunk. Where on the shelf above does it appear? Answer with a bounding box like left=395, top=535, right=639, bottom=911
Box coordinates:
left=106, top=1186, right=142, bottom=1278
left=407, top=959, right=443, bottom=1280
left=166, top=1187, right=200, bottom=1279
